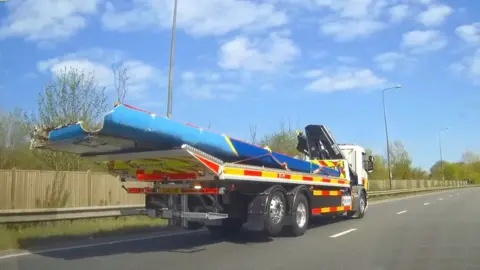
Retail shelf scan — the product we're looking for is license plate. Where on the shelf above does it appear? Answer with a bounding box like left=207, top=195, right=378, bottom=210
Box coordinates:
left=341, top=196, right=352, bottom=206
left=160, top=187, right=183, bottom=194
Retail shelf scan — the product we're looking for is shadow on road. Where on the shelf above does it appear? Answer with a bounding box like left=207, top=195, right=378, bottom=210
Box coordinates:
left=17, top=216, right=348, bottom=260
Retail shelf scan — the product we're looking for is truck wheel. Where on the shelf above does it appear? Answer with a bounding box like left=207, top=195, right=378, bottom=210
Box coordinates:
left=357, top=192, right=366, bottom=219
left=290, top=192, right=309, bottom=236
left=347, top=191, right=366, bottom=219
left=265, top=190, right=287, bottom=236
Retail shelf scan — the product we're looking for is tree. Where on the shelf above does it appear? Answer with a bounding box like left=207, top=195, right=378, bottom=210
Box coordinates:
left=0, top=108, right=29, bottom=149
left=462, top=151, right=480, bottom=164
left=0, top=109, right=52, bottom=170
left=33, top=67, right=108, bottom=129
left=389, top=141, right=414, bottom=180
left=27, top=67, right=109, bottom=171
left=259, top=120, right=299, bottom=156
left=112, top=62, right=129, bottom=104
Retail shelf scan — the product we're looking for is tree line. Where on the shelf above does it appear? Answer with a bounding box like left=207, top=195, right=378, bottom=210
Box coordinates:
left=1, top=66, right=479, bottom=183
left=250, top=123, right=480, bottom=183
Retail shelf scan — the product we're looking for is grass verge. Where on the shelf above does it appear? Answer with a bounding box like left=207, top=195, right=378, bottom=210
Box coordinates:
left=0, top=216, right=168, bottom=251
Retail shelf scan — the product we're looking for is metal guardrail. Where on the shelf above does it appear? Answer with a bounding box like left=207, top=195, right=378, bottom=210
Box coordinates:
left=367, top=185, right=475, bottom=197
left=0, top=186, right=476, bottom=224
left=0, top=205, right=145, bottom=224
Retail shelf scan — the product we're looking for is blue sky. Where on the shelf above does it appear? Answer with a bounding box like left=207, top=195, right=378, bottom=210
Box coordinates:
left=0, top=0, right=479, bottom=170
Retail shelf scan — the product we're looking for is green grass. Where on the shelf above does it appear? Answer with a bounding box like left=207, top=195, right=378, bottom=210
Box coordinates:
left=0, top=216, right=168, bottom=251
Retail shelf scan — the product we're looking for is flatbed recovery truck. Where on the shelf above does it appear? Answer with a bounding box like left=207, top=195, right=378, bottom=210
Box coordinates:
left=84, top=124, right=375, bottom=237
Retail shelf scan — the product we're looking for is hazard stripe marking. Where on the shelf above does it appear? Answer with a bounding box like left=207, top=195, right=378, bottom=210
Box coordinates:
left=311, top=206, right=351, bottom=214
left=223, top=167, right=350, bottom=185
left=313, top=190, right=342, bottom=196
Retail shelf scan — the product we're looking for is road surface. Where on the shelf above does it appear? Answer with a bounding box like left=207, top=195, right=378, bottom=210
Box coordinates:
left=1, top=188, right=479, bottom=270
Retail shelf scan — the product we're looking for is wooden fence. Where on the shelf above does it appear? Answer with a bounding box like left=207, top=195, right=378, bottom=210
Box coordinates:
left=0, top=169, right=468, bottom=210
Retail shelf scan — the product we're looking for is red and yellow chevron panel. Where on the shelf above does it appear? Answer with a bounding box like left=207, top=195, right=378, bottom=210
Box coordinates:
left=126, top=187, right=220, bottom=195
left=313, top=190, right=342, bottom=196
left=310, top=159, right=346, bottom=179
left=223, top=167, right=350, bottom=185
left=192, top=154, right=221, bottom=174
left=311, top=206, right=352, bottom=214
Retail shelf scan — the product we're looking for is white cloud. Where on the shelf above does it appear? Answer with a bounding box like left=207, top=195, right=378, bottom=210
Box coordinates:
left=374, top=52, right=407, bottom=71
left=304, top=67, right=387, bottom=93
left=320, top=19, right=386, bottom=41
left=471, top=50, right=480, bottom=80
left=37, top=49, right=164, bottom=97
left=101, top=0, right=287, bottom=37
left=401, top=30, right=447, bottom=53
left=455, top=23, right=480, bottom=45
left=449, top=62, right=466, bottom=74
left=180, top=71, right=241, bottom=100
left=304, top=69, right=323, bottom=78
left=313, top=0, right=387, bottom=19
left=452, top=49, right=480, bottom=84
left=410, top=0, right=433, bottom=4
left=389, top=4, right=410, bottom=23
left=416, top=4, right=453, bottom=27
left=218, top=32, right=300, bottom=72
left=0, top=0, right=101, bottom=42
left=313, top=0, right=391, bottom=41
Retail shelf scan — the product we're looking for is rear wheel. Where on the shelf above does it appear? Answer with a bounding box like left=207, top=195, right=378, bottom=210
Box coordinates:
left=289, top=192, right=309, bottom=236
left=264, top=190, right=287, bottom=236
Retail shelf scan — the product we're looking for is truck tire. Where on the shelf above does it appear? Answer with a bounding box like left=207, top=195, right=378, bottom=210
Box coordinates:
left=264, top=190, right=287, bottom=236
left=356, top=192, right=367, bottom=219
left=347, top=191, right=366, bottom=219
left=289, top=192, right=309, bottom=236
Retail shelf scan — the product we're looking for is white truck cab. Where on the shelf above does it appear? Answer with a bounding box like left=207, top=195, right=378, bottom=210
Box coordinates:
left=338, top=144, right=374, bottom=189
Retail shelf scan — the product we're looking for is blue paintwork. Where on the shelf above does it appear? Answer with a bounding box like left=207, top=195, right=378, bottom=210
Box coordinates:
left=229, top=138, right=340, bottom=176
left=46, top=104, right=341, bottom=176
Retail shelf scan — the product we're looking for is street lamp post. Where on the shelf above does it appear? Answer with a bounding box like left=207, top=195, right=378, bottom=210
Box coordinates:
left=438, top=127, right=448, bottom=183
left=165, top=0, right=179, bottom=228
left=382, top=85, right=402, bottom=190
left=166, top=0, right=178, bottom=119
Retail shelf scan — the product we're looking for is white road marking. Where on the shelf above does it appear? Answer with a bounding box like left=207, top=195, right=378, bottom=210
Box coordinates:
left=438, top=198, right=444, bottom=200
left=449, top=195, right=452, bottom=197
left=397, top=210, right=407, bottom=215
left=329, top=228, right=357, bottom=238
left=424, top=203, right=430, bottom=205
left=457, top=193, right=459, bottom=195
left=0, top=230, right=204, bottom=260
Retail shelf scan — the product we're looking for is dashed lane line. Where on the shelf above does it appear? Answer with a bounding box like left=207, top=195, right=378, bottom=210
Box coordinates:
left=329, top=228, right=357, bottom=238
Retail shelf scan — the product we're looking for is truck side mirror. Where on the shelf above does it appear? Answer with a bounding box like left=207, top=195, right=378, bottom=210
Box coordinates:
left=367, top=155, right=374, bottom=172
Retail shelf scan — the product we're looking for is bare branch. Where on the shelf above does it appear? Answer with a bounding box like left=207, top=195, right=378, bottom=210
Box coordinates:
left=249, top=124, right=257, bottom=144
left=112, top=62, right=129, bottom=104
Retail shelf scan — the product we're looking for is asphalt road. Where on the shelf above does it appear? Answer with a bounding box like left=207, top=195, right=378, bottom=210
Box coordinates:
left=1, top=188, right=479, bottom=270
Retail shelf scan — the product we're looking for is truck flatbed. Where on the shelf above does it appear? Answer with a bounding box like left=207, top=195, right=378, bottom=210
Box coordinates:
left=88, top=144, right=351, bottom=188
